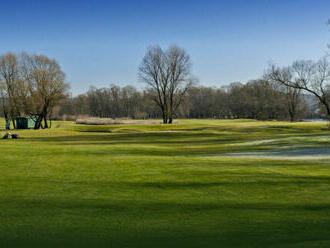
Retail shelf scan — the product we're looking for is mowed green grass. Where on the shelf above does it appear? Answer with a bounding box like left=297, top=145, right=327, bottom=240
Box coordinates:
left=0, top=119, right=330, bottom=248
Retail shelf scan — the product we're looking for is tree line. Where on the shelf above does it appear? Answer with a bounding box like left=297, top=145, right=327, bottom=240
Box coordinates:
left=56, top=79, right=319, bottom=121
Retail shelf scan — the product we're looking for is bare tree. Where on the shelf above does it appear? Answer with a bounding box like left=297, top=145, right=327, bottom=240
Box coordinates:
left=269, top=78, right=303, bottom=122
left=22, top=53, right=69, bottom=129
left=268, top=58, right=330, bottom=121
left=0, top=53, right=21, bottom=128
left=139, top=45, right=193, bottom=124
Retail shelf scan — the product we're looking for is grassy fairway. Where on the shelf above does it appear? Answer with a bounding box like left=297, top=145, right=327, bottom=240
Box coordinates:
left=0, top=119, right=330, bottom=248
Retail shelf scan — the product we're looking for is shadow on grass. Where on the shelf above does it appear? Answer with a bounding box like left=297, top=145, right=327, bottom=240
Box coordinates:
left=2, top=198, right=330, bottom=248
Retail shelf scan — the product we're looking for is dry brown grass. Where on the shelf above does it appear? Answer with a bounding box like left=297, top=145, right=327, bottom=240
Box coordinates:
left=75, top=117, right=165, bottom=125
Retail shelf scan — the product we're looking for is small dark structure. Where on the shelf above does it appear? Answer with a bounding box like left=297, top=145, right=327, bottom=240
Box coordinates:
left=15, top=117, right=36, bottom=129
left=2, top=133, right=20, bottom=139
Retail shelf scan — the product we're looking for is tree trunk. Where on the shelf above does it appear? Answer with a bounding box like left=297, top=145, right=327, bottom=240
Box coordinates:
left=4, top=112, right=10, bottom=130
left=289, top=110, right=295, bottom=122
left=161, top=107, right=168, bottom=124
left=325, top=104, right=330, bottom=121
left=167, top=107, right=173, bottom=124
left=162, top=114, right=168, bottom=124
left=34, top=115, right=43, bottom=129
left=12, top=119, right=16, bottom=129
left=44, top=116, right=48, bottom=129
left=34, top=103, right=49, bottom=129
left=4, top=111, right=9, bottom=123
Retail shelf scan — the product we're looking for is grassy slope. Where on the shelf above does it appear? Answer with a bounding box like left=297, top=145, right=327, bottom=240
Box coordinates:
left=0, top=119, right=329, bottom=248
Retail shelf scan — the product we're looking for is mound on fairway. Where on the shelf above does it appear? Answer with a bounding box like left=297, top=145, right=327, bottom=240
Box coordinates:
left=0, top=119, right=330, bottom=248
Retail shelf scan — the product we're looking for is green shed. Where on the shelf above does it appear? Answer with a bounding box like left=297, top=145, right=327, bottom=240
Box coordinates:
left=16, top=117, right=36, bottom=129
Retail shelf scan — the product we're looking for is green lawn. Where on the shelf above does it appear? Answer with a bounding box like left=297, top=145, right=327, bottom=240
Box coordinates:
left=0, top=119, right=330, bottom=248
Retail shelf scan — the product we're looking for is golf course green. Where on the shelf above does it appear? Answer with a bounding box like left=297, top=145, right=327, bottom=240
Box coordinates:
left=0, top=119, right=329, bottom=248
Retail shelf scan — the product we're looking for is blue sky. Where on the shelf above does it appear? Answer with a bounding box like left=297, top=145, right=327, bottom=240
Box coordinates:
left=0, top=0, right=329, bottom=94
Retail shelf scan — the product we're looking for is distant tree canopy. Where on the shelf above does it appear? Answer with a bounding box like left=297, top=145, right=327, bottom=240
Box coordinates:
left=0, top=52, right=69, bottom=129
left=54, top=80, right=317, bottom=122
